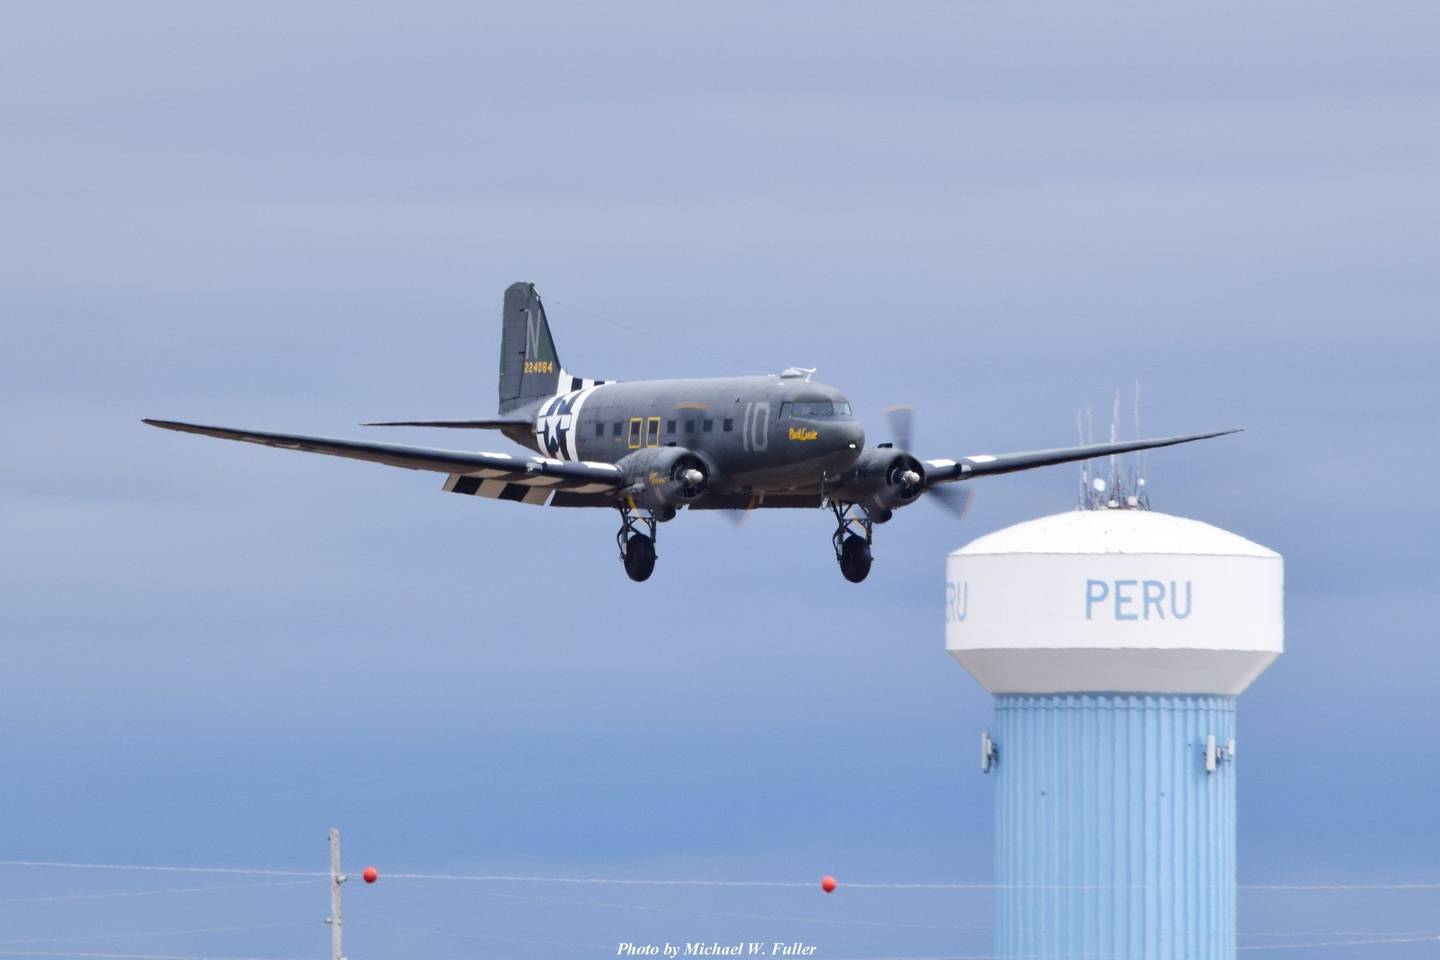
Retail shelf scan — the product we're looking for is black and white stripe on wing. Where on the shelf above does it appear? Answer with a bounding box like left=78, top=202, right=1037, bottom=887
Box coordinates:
left=442, top=457, right=622, bottom=507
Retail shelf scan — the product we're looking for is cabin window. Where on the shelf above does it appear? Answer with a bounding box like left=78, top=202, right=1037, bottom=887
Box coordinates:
left=645, top=417, right=661, bottom=446
left=702, top=419, right=714, bottom=432
left=594, top=422, right=604, bottom=437
left=627, top=418, right=643, bottom=448
left=684, top=419, right=695, bottom=432
left=612, top=422, right=622, bottom=437
left=666, top=419, right=676, bottom=433
left=722, top=418, right=733, bottom=432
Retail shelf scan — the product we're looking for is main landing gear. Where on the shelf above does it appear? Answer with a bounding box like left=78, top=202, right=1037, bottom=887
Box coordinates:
left=617, top=503, right=658, bottom=581
left=830, top=501, right=873, bottom=583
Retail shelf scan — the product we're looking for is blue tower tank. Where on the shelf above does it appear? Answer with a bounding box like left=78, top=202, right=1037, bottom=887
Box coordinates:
left=946, top=510, right=1283, bottom=959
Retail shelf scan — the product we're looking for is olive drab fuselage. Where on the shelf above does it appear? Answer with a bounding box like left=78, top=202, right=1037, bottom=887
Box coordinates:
left=522, top=375, right=866, bottom=495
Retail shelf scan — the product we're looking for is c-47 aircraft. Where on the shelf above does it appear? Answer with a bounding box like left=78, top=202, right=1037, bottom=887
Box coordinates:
left=146, top=282, right=1238, bottom=582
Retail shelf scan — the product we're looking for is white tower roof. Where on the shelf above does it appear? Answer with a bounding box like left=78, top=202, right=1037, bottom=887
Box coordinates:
left=946, top=510, right=1283, bottom=696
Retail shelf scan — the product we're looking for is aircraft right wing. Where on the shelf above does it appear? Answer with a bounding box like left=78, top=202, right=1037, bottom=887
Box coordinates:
left=143, top=419, right=624, bottom=505
left=922, top=429, right=1241, bottom=484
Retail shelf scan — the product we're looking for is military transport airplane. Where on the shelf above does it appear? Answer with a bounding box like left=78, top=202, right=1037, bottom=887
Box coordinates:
left=145, top=282, right=1238, bottom=582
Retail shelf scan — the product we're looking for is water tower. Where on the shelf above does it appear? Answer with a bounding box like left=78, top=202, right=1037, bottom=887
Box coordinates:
left=946, top=500, right=1282, bottom=958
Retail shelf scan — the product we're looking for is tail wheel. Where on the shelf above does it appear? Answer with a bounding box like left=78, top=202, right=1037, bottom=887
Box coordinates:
left=623, top=534, right=656, bottom=581
left=839, top=534, right=872, bottom=583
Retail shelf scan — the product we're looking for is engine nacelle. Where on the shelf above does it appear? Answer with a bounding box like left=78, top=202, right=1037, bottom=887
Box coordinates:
left=616, top=447, right=712, bottom=514
left=828, top=447, right=925, bottom=522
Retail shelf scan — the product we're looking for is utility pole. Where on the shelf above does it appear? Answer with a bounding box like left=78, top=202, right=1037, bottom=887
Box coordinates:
left=327, top=828, right=346, bottom=960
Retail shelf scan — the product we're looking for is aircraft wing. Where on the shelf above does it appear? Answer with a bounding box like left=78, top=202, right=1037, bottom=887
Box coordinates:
left=360, top=416, right=530, bottom=429
left=143, top=419, right=624, bottom=503
left=922, top=429, right=1241, bottom=483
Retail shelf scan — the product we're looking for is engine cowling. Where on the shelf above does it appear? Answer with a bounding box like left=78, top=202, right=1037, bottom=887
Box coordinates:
left=828, top=447, right=925, bottom=523
left=616, top=447, right=712, bottom=516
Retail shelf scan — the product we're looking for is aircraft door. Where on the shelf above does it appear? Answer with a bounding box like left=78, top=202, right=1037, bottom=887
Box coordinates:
left=743, top=402, right=770, bottom=452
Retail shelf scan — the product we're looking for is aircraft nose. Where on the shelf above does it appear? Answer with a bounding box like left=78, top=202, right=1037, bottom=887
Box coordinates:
left=835, top=419, right=865, bottom=452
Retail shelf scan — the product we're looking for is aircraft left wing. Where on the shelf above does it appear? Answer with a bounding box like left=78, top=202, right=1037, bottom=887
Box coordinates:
left=922, top=428, right=1241, bottom=484
left=143, top=419, right=624, bottom=504
left=360, top=416, right=530, bottom=429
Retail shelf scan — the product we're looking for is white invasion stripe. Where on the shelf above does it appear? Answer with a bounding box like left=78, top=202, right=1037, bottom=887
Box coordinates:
left=562, top=385, right=601, bottom=461
left=966, top=454, right=997, bottom=463
left=518, top=476, right=563, bottom=487
left=522, top=487, right=551, bottom=505
left=478, top=479, right=507, bottom=498
left=567, top=483, right=616, bottom=494
left=463, top=469, right=508, bottom=479
left=442, top=474, right=461, bottom=492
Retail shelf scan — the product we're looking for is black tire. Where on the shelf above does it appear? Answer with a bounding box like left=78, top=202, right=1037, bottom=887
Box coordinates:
left=623, top=533, right=656, bottom=582
left=839, top=534, right=872, bottom=583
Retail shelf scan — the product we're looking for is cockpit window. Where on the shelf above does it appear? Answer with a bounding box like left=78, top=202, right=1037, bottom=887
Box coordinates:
left=790, top=400, right=852, bottom=418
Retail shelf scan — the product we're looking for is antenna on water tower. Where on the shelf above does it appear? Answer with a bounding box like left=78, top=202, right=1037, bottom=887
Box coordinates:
left=1133, top=380, right=1149, bottom=506
left=1078, top=385, right=1151, bottom=511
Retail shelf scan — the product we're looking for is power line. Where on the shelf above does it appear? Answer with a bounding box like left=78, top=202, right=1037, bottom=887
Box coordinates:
left=4, top=855, right=1440, bottom=959
left=0, top=881, right=315, bottom=907
left=824, top=939, right=1440, bottom=960
left=1239, top=933, right=1440, bottom=950
left=0, top=862, right=321, bottom=879
left=1244, top=881, right=1440, bottom=891
left=347, top=920, right=607, bottom=951
left=0, top=923, right=317, bottom=948
left=0, top=953, right=314, bottom=960
left=395, top=881, right=1440, bottom=942
left=386, top=870, right=812, bottom=887
left=1242, top=928, right=1440, bottom=938
left=6, top=860, right=1440, bottom=892
left=392, top=880, right=990, bottom=932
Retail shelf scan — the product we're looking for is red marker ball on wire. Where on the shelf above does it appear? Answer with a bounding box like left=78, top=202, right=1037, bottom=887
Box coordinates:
left=362, top=866, right=378, bottom=884
left=821, top=875, right=837, bottom=893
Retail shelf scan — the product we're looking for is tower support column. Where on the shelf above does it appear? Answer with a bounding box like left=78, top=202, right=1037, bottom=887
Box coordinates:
left=992, top=694, right=1236, bottom=960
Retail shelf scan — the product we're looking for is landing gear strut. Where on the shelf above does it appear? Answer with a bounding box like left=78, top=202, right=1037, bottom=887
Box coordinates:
left=617, top=503, right=658, bottom=581
left=830, top=501, right=873, bottom=583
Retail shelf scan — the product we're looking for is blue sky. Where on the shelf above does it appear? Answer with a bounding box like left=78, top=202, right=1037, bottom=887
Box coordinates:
left=2, top=2, right=1438, bottom=957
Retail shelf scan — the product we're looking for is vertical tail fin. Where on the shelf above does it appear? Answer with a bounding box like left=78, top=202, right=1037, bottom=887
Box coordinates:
left=499, top=282, right=563, bottom=413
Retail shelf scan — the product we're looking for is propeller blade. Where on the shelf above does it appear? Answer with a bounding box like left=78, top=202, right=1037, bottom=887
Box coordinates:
left=927, top=483, right=975, bottom=520
left=720, top=495, right=760, bottom=527
left=884, top=404, right=914, bottom=452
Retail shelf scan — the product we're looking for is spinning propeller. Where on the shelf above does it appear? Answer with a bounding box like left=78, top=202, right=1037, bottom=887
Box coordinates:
left=884, top=404, right=974, bottom=520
